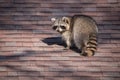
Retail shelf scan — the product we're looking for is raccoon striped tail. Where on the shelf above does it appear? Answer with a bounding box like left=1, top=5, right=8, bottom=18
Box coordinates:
left=82, top=34, right=98, bottom=56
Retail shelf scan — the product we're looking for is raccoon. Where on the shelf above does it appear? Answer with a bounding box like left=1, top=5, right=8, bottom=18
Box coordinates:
left=51, top=15, right=98, bottom=56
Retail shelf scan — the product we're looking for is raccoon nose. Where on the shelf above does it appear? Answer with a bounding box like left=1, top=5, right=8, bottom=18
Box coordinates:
left=56, top=29, right=59, bottom=32
left=56, top=28, right=60, bottom=32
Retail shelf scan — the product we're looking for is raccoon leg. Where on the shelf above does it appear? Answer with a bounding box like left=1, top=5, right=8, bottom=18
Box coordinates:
left=81, top=42, right=89, bottom=56
left=80, top=37, right=90, bottom=56
left=65, top=39, right=71, bottom=50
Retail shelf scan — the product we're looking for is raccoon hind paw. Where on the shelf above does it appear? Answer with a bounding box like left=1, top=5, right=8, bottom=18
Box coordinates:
left=81, top=50, right=95, bottom=56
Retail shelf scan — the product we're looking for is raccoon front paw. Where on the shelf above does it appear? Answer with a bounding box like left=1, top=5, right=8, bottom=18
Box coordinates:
left=63, top=46, right=70, bottom=50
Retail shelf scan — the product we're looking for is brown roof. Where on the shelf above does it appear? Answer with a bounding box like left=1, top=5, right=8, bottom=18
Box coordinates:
left=0, top=0, right=120, bottom=80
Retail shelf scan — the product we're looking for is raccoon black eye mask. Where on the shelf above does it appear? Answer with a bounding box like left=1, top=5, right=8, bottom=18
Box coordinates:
left=52, top=26, right=57, bottom=30
left=51, top=15, right=98, bottom=56
left=60, top=26, right=66, bottom=29
left=52, top=26, right=66, bottom=30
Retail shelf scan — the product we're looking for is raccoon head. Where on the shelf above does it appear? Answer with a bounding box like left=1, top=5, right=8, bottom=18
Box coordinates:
left=51, top=17, right=70, bottom=33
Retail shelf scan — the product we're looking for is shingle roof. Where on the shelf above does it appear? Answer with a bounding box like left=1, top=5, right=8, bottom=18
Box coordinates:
left=0, top=0, right=120, bottom=80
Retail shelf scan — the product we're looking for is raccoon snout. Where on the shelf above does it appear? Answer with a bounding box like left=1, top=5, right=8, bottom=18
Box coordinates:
left=56, top=29, right=60, bottom=32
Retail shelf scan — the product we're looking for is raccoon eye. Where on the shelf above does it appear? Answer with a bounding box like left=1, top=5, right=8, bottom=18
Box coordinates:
left=52, top=26, right=57, bottom=30
left=60, top=26, right=66, bottom=29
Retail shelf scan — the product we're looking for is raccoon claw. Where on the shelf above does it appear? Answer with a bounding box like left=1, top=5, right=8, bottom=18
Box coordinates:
left=63, top=47, right=70, bottom=50
left=81, top=53, right=87, bottom=56
left=63, top=48, right=68, bottom=50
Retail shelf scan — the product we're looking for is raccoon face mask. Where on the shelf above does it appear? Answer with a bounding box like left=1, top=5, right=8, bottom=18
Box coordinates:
left=51, top=17, right=70, bottom=33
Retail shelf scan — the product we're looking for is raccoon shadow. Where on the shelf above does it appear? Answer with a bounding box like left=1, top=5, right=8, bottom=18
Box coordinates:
left=42, top=37, right=65, bottom=47
left=42, top=37, right=81, bottom=54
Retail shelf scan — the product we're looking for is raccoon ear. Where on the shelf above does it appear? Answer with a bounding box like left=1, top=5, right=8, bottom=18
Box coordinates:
left=51, top=18, right=56, bottom=22
left=62, top=17, right=70, bottom=24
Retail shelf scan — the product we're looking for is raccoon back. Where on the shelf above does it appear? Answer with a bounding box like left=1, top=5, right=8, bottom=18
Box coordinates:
left=71, top=15, right=98, bottom=56
left=71, top=15, right=98, bottom=34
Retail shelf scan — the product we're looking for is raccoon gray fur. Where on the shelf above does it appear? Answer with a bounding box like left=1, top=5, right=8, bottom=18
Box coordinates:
left=51, top=15, right=98, bottom=56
